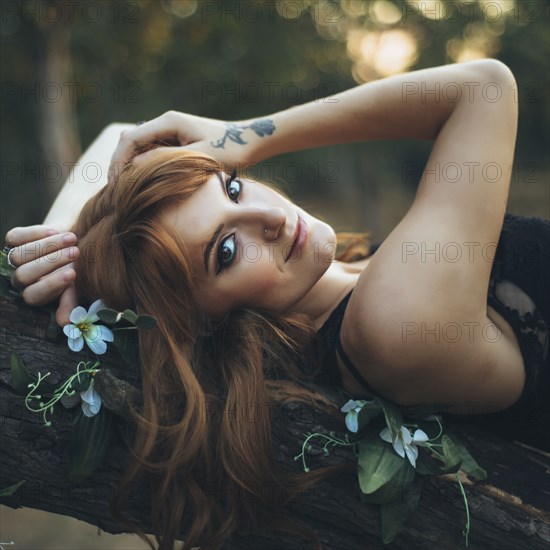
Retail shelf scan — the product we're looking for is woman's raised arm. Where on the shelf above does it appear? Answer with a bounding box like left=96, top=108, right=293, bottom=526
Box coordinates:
left=107, top=59, right=512, bottom=174
left=244, top=58, right=513, bottom=162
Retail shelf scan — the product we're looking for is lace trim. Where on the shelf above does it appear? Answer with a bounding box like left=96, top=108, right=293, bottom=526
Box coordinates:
left=487, top=275, right=549, bottom=399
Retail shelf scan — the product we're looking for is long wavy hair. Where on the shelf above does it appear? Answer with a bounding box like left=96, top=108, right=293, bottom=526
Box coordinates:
left=70, top=147, right=372, bottom=550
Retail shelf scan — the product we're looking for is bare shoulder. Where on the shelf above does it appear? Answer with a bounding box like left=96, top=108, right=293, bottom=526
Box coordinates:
left=338, top=217, right=526, bottom=409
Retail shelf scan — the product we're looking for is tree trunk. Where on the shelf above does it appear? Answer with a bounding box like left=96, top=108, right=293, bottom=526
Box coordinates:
left=35, top=24, right=81, bottom=206
left=1, top=289, right=549, bottom=549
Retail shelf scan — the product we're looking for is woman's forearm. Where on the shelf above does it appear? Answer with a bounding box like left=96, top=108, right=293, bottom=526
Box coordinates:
left=241, top=59, right=511, bottom=164
left=43, top=123, right=136, bottom=231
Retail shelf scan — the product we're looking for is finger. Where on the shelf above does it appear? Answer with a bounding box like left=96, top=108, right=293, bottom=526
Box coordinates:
left=56, top=282, right=78, bottom=327
left=4, top=224, right=64, bottom=247
left=108, top=112, right=185, bottom=184
left=7, top=232, right=78, bottom=270
left=12, top=246, right=79, bottom=292
left=19, top=262, right=76, bottom=306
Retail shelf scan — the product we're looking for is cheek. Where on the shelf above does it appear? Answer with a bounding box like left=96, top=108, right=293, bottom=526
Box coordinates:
left=237, top=252, right=280, bottom=301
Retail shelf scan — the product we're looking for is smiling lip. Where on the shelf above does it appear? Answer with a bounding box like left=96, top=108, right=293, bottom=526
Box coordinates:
left=285, top=216, right=308, bottom=262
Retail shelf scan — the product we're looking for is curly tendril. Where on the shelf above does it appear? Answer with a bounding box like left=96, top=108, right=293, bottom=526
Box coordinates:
left=25, top=360, right=101, bottom=426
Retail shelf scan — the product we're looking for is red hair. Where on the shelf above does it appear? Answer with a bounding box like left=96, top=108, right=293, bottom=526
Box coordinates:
left=71, top=147, right=369, bottom=549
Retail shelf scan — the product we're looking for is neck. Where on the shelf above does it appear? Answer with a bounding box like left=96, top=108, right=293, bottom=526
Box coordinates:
left=289, top=260, right=361, bottom=330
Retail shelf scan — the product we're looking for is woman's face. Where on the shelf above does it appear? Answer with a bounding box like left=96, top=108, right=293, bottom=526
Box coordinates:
left=162, top=172, right=337, bottom=320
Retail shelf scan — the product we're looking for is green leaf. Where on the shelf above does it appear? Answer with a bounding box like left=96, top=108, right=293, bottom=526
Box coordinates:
left=113, top=329, right=139, bottom=366
left=0, top=479, right=26, bottom=497
left=380, top=476, right=422, bottom=544
left=0, top=248, right=14, bottom=278
left=358, top=430, right=406, bottom=495
left=360, top=460, right=415, bottom=504
left=10, top=352, right=35, bottom=395
left=97, top=308, right=120, bottom=324
left=441, top=435, right=462, bottom=474
left=68, top=407, right=114, bottom=482
left=121, top=309, right=138, bottom=324
left=447, top=433, right=487, bottom=480
left=415, top=448, right=447, bottom=476
left=135, top=314, right=157, bottom=330
left=376, top=396, right=403, bottom=442
left=352, top=400, right=383, bottom=432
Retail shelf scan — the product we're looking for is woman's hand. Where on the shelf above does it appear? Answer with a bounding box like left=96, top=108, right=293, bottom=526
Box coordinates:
left=107, top=111, right=257, bottom=185
left=4, top=224, right=80, bottom=327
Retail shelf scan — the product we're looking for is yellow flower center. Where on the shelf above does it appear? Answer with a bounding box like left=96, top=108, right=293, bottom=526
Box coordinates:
left=77, top=322, right=90, bottom=333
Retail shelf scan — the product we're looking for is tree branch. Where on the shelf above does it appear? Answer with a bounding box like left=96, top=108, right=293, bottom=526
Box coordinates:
left=1, top=290, right=549, bottom=549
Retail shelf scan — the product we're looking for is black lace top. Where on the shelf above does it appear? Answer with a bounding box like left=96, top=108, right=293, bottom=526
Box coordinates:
left=317, top=213, right=550, bottom=451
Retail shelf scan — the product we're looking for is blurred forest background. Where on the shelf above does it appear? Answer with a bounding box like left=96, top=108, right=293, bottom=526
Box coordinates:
left=1, top=0, right=549, bottom=548
left=1, top=0, right=549, bottom=243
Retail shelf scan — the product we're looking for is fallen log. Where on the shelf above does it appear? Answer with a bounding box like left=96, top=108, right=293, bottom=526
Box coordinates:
left=1, top=289, right=549, bottom=549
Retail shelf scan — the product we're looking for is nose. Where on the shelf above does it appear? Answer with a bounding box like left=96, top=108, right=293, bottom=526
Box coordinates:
left=237, top=205, right=287, bottom=240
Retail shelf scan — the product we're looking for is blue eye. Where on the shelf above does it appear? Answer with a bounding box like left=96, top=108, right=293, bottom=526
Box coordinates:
left=226, top=172, right=242, bottom=203
left=217, top=234, right=237, bottom=273
left=216, top=173, right=243, bottom=273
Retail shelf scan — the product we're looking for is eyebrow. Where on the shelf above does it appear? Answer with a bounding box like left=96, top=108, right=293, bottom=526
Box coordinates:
left=203, top=172, right=226, bottom=276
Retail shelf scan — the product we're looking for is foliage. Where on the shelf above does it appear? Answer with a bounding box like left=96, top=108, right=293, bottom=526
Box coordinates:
left=1, top=0, right=548, bottom=237
left=296, top=394, right=487, bottom=545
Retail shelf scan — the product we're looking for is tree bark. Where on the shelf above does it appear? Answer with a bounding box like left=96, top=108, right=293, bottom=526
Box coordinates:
left=1, top=289, right=549, bottom=550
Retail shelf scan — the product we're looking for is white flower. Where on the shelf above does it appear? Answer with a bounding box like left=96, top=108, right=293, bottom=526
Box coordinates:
left=80, top=378, right=102, bottom=417
left=340, top=399, right=369, bottom=433
left=380, top=425, right=429, bottom=469
left=63, top=299, right=114, bottom=355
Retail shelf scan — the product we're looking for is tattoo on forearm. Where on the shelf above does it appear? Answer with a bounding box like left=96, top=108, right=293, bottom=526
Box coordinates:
left=210, top=119, right=275, bottom=149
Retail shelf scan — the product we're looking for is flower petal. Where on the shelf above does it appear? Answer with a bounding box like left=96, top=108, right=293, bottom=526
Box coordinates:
left=81, top=383, right=102, bottom=417
left=393, top=438, right=405, bottom=458
left=68, top=336, right=84, bottom=352
left=379, top=427, right=393, bottom=443
left=401, top=426, right=412, bottom=445
left=97, top=325, right=114, bottom=342
left=405, top=444, right=417, bottom=468
left=80, top=380, right=96, bottom=403
left=85, top=335, right=107, bottom=355
left=345, top=411, right=359, bottom=433
left=69, top=306, right=88, bottom=324
left=82, top=400, right=101, bottom=417
left=63, top=324, right=82, bottom=339
left=412, top=429, right=429, bottom=444
left=341, top=399, right=359, bottom=413
left=87, top=299, right=106, bottom=322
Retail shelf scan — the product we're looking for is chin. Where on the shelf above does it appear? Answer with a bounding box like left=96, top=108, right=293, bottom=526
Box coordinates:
left=309, top=221, right=337, bottom=268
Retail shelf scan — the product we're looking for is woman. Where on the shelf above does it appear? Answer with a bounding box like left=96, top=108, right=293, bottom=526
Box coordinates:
left=4, top=59, right=549, bottom=549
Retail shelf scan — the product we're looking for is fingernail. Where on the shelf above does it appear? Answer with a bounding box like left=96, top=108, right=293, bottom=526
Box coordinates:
left=62, top=269, right=75, bottom=282
left=63, top=233, right=76, bottom=244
